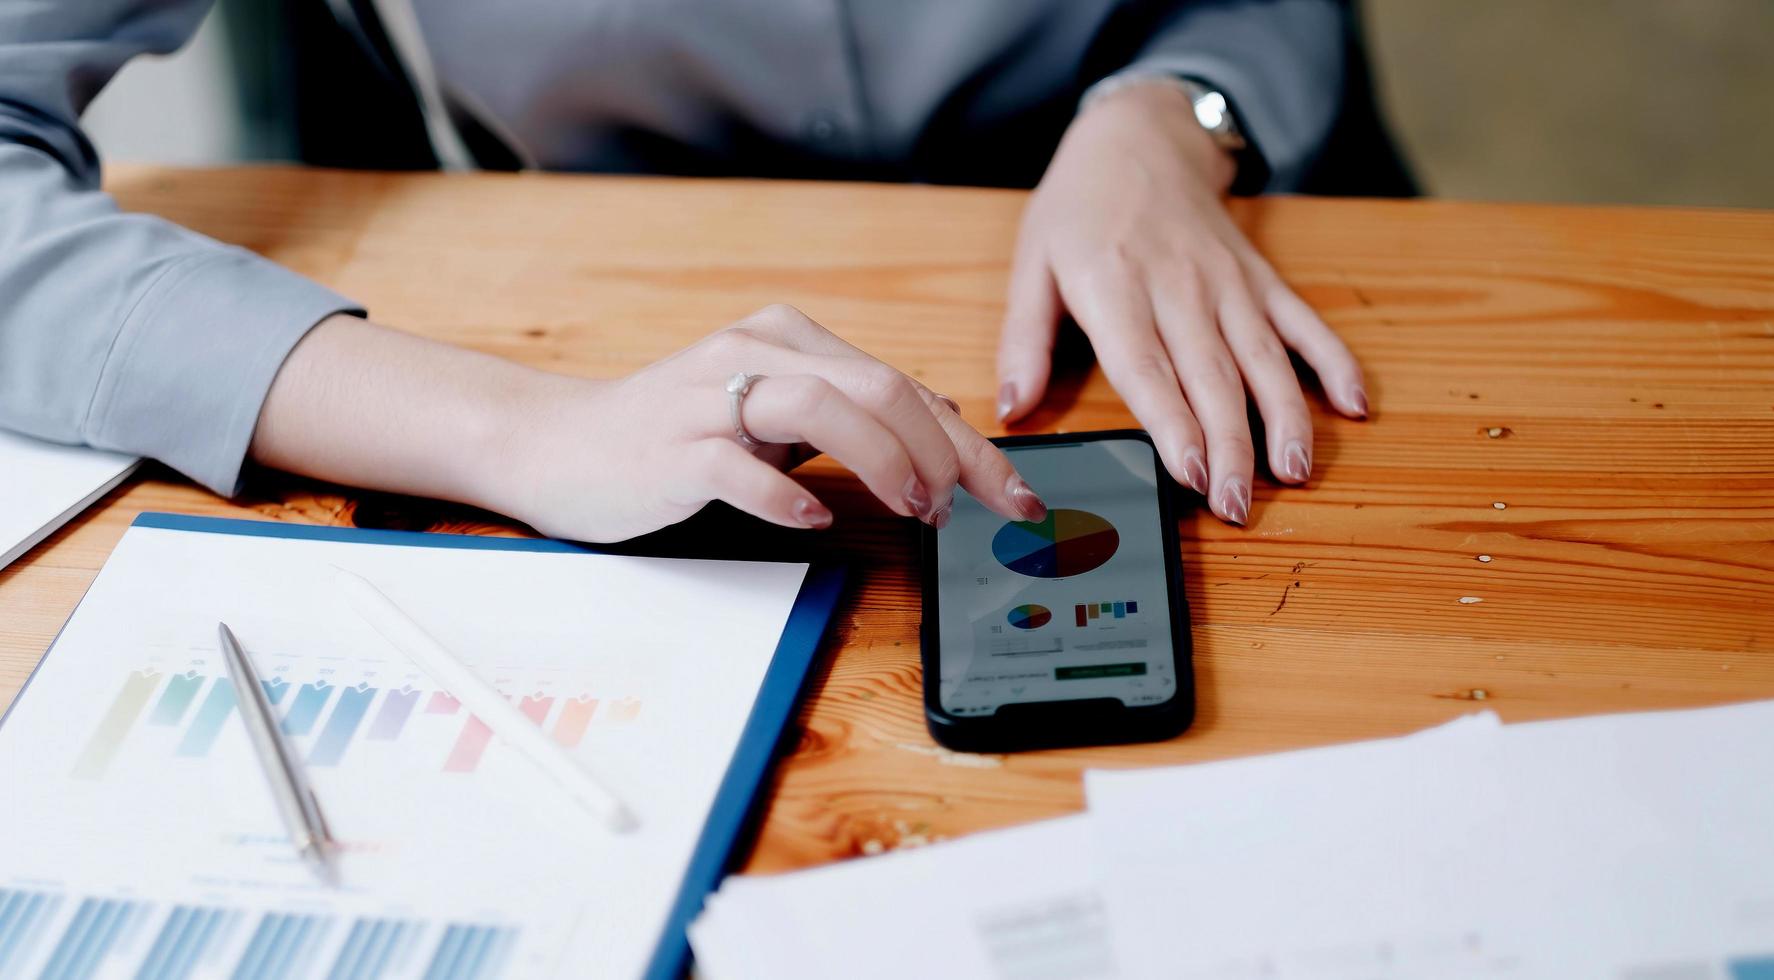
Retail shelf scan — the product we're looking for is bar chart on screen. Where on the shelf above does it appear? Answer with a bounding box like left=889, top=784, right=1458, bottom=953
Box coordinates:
left=0, top=886, right=519, bottom=980
left=69, top=653, right=644, bottom=780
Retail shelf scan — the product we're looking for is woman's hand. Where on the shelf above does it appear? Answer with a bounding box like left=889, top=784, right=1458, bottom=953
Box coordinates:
left=254, top=306, right=1045, bottom=543
left=995, top=79, right=1368, bottom=525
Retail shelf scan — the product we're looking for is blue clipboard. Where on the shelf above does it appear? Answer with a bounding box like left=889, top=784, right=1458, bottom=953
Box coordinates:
left=3, top=512, right=846, bottom=980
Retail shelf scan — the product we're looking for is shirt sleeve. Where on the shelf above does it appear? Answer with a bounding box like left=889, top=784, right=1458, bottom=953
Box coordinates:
left=0, top=1, right=363, bottom=495
left=1100, top=0, right=1346, bottom=191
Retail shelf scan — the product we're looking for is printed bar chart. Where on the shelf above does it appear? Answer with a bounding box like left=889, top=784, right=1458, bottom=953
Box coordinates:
left=134, top=904, right=232, bottom=980
left=281, top=682, right=334, bottom=737
left=148, top=672, right=204, bottom=726
left=70, top=669, right=642, bottom=777
left=71, top=670, right=160, bottom=779
left=444, top=694, right=558, bottom=773
left=310, top=684, right=379, bottom=767
left=549, top=697, right=598, bottom=749
left=0, top=887, right=517, bottom=980
left=0, top=889, right=61, bottom=976
left=175, top=681, right=235, bottom=758
left=368, top=688, right=422, bottom=741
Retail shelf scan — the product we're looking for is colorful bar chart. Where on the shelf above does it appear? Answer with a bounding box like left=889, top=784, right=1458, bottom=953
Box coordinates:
left=71, top=668, right=642, bottom=778
left=0, top=888, right=517, bottom=980
left=1073, top=600, right=1138, bottom=627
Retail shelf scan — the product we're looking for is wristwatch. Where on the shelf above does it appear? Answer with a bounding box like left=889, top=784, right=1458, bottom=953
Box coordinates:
left=1079, top=71, right=1270, bottom=193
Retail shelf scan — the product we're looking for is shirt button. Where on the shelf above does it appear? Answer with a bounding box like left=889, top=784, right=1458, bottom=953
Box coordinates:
left=806, top=114, right=842, bottom=142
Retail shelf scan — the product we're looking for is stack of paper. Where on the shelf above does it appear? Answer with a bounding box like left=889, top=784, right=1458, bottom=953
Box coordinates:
left=691, top=702, right=1774, bottom=980
left=0, top=429, right=138, bottom=568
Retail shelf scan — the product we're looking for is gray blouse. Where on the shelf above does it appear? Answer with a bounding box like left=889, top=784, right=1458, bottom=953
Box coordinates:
left=0, top=0, right=1341, bottom=494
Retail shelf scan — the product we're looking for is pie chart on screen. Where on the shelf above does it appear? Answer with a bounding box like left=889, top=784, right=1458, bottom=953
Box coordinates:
left=992, top=509, right=1120, bottom=578
left=1006, top=604, right=1052, bottom=630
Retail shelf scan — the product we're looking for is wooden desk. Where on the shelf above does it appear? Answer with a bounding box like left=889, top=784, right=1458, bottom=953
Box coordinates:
left=4, top=167, right=1772, bottom=872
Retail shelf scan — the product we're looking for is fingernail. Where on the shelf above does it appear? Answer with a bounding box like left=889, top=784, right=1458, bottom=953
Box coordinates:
left=929, top=505, right=951, bottom=530
left=996, top=382, right=1017, bottom=422
left=1352, top=386, right=1369, bottom=419
left=1282, top=440, right=1311, bottom=483
left=1007, top=476, right=1048, bottom=523
left=1182, top=451, right=1209, bottom=495
left=905, top=476, right=932, bottom=518
left=935, top=393, right=961, bottom=414
left=794, top=498, right=833, bottom=529
left=1218, top=479, right=1250, bottom=526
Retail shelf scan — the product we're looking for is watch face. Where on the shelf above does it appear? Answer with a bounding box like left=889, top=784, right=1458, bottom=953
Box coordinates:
left=1192, top=90, right=1231, bottom=133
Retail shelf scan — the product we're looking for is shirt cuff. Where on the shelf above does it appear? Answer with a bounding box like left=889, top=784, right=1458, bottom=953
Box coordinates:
left=83, top=246, right=364, bottom=496
left=1103, top=53, right=1322, bottom=192
left=1100, top=2, right=1345, bottom=192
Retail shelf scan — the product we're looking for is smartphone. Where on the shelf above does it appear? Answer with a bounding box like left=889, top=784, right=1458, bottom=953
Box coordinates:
left=920, top=429, right=1194, bottom=752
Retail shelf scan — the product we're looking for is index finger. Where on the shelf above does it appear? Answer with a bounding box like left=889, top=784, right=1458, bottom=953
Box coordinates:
left=927, top=398, right=1048, bottom=525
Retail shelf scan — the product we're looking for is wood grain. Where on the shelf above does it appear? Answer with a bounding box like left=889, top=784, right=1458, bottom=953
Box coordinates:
left=3, top=166, right=1771, bottom=873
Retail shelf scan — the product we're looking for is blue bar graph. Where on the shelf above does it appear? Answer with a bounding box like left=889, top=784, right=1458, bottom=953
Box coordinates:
left=1731, top=957, right=1774, bottom=980
left=230, top=912, right=326, bottom=980
left=422, top=924, right=515, bottom=980
left=136, top=906, right=230, bottom=980
left=309, top=684, right=379, bottom=767
left=0, top=889, right=58, bottom=976
left=9, top=889, right=518, bottom=979
left=280, top=682, right=335, bottom=736
left=176, top=684, right=236, bottom=757
left=37, top=896, right=143, bottom=980
left=149, top=673, right=205, bottom=726
left=326, top=918, right=418, bottom=980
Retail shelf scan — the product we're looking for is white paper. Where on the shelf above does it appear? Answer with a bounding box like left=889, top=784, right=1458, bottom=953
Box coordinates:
left=0, top=429, right=139, bottom=569
left=0, top=523, right=809, bottom=979
left=691, top=816, right=1118, bottom=980
left=1086, top=705, right=1774, bottom=980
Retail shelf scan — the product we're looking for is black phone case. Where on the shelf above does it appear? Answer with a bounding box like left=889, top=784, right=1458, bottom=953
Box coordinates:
left=920, top=429, right=1196, bottom=753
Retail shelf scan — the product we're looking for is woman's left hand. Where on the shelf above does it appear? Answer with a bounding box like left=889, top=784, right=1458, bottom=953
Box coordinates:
left=995, top=78, right=1369, bottom=525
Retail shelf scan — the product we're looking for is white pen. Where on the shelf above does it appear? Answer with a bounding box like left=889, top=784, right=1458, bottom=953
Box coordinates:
left=333, top=566, right=638, bottom=832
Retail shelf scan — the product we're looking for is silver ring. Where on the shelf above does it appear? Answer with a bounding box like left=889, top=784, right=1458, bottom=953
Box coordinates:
left=726, top=372, right=767, bottom=449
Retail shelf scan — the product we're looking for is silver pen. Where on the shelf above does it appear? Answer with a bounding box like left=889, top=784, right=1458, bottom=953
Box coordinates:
left=216, top=622, right=339, bottom=885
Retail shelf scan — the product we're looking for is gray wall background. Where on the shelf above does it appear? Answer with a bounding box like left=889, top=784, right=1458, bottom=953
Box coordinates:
left=85, top=1, right=1774, bottom=207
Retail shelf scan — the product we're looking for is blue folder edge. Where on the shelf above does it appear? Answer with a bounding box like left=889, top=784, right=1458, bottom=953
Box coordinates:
left=0, top=511, right=847, bottom=980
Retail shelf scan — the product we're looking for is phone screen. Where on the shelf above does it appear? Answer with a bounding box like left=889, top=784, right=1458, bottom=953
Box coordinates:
left=934, top=436, right=1179, bottom=717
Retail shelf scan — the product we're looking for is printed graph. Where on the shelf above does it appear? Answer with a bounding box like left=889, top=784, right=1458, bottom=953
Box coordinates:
left=0, top=886, right=515, bottom=980
left=71, top=669, right=642, bottom=779
left=991, top=510, right=1120, bottom=579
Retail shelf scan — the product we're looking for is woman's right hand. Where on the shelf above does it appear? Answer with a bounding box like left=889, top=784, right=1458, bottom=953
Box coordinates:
left=496, top=304, right=1046, bottom=541
left=255, top=306, right=1046, bottom=543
